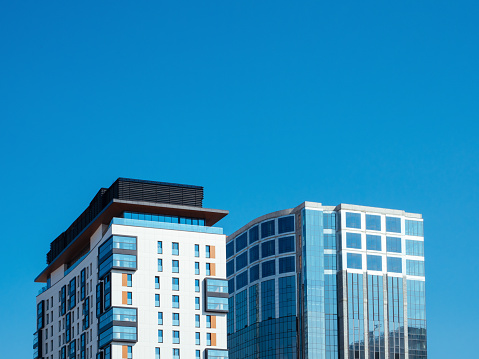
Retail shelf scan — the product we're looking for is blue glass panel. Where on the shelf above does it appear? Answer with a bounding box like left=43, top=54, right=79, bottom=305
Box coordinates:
left=367, top=255, right=382, bottom=271
left=261, top=220, right=275, bottom=239
left=279, top=256, right=295, bottom=274
left=323, top=212, right=336, bottom=229
left=406, top=260, right=425, bottom=276
left=346, top=212, right=361, bottom=229
left=347, top=253, right=362, bottom=269
left=249, top=225, right=259, bottom=244
left=226, top=241, right=234, bottom=259
left=249, top=245, right=259, bottom=263
left=387, top=257, right=402, bottom=273
left=278, top=216, right=294, bottom=234
left=236, top=233, right=248, bottom=253
left=324, top=254, right=337, bottom=270
left=278, top=236, right=294, bottom=254
left=405, top=220, right=424, bottom=237
left=386, top=217, right=401, bottom=233
left=235, top=252, right=248, bottom=272
left=366, top=214, right=381, bottom=231
left=386, top=237, right=402, bottom=253
left=226, top=260, right=235, bottom=277
left=236, top=271, right=248, bottom=290
left=228, top=279, right=235, bottom=294
left=261, top=279, right=275, bottom=320
left=249, top=264, right=259, bottom=282
left=366, top=234, right=381, bottom=251
left=278, top=276, right=296, bottom=317
left=406, top=240, right=424, bottom=257
left=324, top=233, right=336, bottom=249
left=262, top=259, right=276, bottom=278
left=261, top=239, right=275, bottom=258
left=346, top=232, right=362, bottom=249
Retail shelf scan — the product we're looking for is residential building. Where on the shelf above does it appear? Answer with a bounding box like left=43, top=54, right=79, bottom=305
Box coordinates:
left=226, top=201, right=426, bottom=359
left=34, top=178, right=229, bottom=359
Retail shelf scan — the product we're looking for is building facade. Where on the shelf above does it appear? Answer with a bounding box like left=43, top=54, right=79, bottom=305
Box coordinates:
left=226, top=202, right=426, bottom=359
left=34, top=178, right=230, bottom=359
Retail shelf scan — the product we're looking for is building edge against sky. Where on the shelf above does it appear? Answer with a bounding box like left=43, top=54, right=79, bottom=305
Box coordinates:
left=34, top=178, right=230, bottom=359
left=226, top=201, right=426, bottom=359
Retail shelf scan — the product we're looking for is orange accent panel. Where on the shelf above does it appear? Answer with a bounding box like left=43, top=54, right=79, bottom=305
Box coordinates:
left=122, top=273, right=128, bottom=286
left=210, top=246, right=216, bottom=259
left=210, top=263, right=216, bottom=276
left=211, top=315, right=216, bottom=328
left=122, top=345, right=128, bottom=359
left=122, top=291, right=128, bottom=305
left=211, top=333, right=217, bottom=346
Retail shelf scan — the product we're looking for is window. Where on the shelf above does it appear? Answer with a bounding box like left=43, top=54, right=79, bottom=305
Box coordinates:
left=196, top=350, right=200, bottom=359
left=206, top=315, right=211, bottom=328
left=195, top=244, right=200, bottom=257
left=206, top=263, right=211, bottom=276
left=261, top=220, right=275, bottom=238
left=386, top=216, right=401, bottom=233
left=236, top=271, right=248, bottom=290
left=226, top=260, right=234, bottom=277
left=228, top=278, right=235, bottom=294
left=278, top=216, right=294, bottom=234
left=157, top=241, right=163, bottom=254
left=279, top=256, right=295, bottom=274
left=236, top=232, right=248, bottom=253
left=206, top=333, right=212, bottom=346
left=173, top=349, right=180, bottom=359
left=347, top=253, right=362, bottom=269
left=366, top=214, right=381, bottom=231
left=127, top=346, right=132, bottom=359
left=172, top=295, right=179, bottom=308
left=126, top=274, right=132, bottom=287
left=172, top=260, right=179, bottom=273
left=323, top=212, right=336, bottom=229
left=172, top=278, right=179, bottom=291
left=367, top=255, right=382, bottom=271
left=172, top=331, right=180, bottom=344
left=158, top=312, right=163, bottom=325
left=195, top=279, right=200, bottom=292
left=387, top=257, right=402, bottom=273
left=195, top=332, right=200, bottom=345
left=155, top=348, right=160, bottom=359
left=195, top=297, right=200, bottom=310
left=406, top=220, right=424, bottom=236
left=236, top=252, right=248, bottom=271
left=172, top=242, right=179, bottom=256
left=195, top=262, right=200, bottom=275
left=262, top=259, right=275, bottom=278
left=278, top=236, right=294, bottom=254
left=346, top=233, right=361, bottom=249
left=325, top=253, right=336, bottom=270
left=206, top=245, right=211, bottom=258
left=366, top=235, right=381, bottom=251
left=249, top=245, right=259, bottom=263
left=346, top=212, right=361, bottom=229
left=158, top=259, right=163, bottom=272
left=155, top=276, right=160, bottom=289
left=172, top=313, right=180, bottom=326
left=386, top=237, right=402, bottom=253
left=249, top=225, right=259, bottom=244
left=406, top=240, right=424, bottom=257
left=406, top=260, right=425, bottom=276
left=155, top=294, right=160, bottom=307
left=261, top=240, right=275, bottom=258
left=157, top=330, right=163, bottom=343
left=127, top=292, right=132, bottom=305
left=226, top=241, right=234, bottom=259
left=195, top=314, right=200, bottom=328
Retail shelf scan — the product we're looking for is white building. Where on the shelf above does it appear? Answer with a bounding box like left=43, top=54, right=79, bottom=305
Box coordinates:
left=34, top=178, right=230, bottom=359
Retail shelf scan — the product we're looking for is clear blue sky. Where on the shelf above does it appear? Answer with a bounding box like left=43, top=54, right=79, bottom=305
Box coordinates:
left=1, top=1, right=477, bottom=357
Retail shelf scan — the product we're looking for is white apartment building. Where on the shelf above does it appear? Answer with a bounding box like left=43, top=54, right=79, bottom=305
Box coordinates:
left=34, top=178, right=229, bottom=359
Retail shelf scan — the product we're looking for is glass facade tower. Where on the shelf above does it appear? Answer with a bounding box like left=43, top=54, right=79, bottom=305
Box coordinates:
left=226, top=202, right=426, bottom=359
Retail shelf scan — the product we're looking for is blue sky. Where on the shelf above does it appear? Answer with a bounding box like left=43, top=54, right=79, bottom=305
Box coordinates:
left=1, top=1, right=477, bottom=357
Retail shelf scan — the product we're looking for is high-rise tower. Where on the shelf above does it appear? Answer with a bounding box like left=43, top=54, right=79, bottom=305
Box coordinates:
left=226, top=202, right=426, bottom=359
left=34, top=178, right=230, bottom=359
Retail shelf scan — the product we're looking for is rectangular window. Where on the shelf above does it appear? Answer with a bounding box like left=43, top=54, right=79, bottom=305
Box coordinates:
left=261, top=239, right=275, bottom=258
left=206, top=333, right=211, bottom=346
left=158, top=259, right=163, bottom=272
left=172, top=242, right=179, bottom=256
left=249, top=225, right=259, bottom=244
left=206, top=263, right=211, bottom=276
left=172, top=295, right=179, bottom=309
left=155, top=348, right=160, bottom=359
left=195, top=314, right=200, bottom=328
left=206, top=315, right=211, bottom=328
left=405, top=220, right=424, bottom=236
left=236, top=232, right=248, bottom=253
left=127, top=292, right=132, bottom=305
left=386, top=216, right=402, bottom=233
left=155, top=276, right=160, bottom=289
left=346, top=233, right=362, bottom=249
left=236, top=252, right=248, bottom=271
left=366, top=214, right=381, bottom=231
left=236, top=271, right=248, bottom=290
left=195, top=279, right=200, bottom=292
left=324, top=254, right=336, bottom=270
left=172, top=260, right=179, bottom=273
left=172, top=313, right=180, bottom=326
left=206, top=245, right=211, bottom=258
left=406, top=260, right=425, bottom=276
left=195, top=332, right=200, bottom=345
left=347, top=253, right=362, bottom=269
left=346, top=212, right=361, bottom=229
left=324, top=233, right=336, bottom=249
left=157, top=241, right=163, bottom=254
left=262, top=259, right=275, bottom=278
left=261, top=220, right=275, bottom=238
left=196, top=350, right=200, bottom=359
left=228, top=278, right=235, bottom=294
left=195, top=244, right=200, bottom=257
left=366, top=234, right=381, bottom=251
left=195, top=297, right=200, bottom=310
left=323, top=212, right=336, bottom=229
left=127, top=346, right=132, bottom=359
left=126, top=274, right=132, bottom=287
left=406, top=240, right=425, bottom=257
left=172, top=331, right=180, bottom=344
left=226, top=241, right=234, bottom=259
left=249, top=245, right=259, bottom=263
left=278, top=236, right=294, bottom=254
left=387, top=257, right=402, bottom=273
left=226, top=260, right=234, bottom=277
left=173, top=349, right=180, bottom=359
left=367, top=255, right=382, bottom=271
left=172, top=278, right=179, bottom=291
left=278, top=216, right=294, bottom=234
left=386, top=237, right=402, bottom=253
left=158, top=312, right=163, bottom=325
left=155, top=294, right=160, bottom=307
left=158, top=330, right=163, bottom=343
left=195, top=262, right=200, bottom=275
left=279, top=256, right=295, bottom=274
